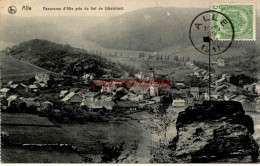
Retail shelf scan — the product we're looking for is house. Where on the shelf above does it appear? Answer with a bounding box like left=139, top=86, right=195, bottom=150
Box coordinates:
left=217, top=58, right=225, bottom=67
left=232, top=95, right=249, bottom=103
left=150, top=86, right=159, bottom=97
left=214, top=77, right=227, bottom=87
left=204, top=91, right=220, bottom=100
left=0, top=88, right=10, bottom=97
left=8, top=84, right=18, bottom=89
left=186, top=61, right=194, bottom=67
left=255, top=97, right=260, bottom=112
left=172, top=99, right=185, bottom=107
left=41, top=101, right=53, bottom=110
left=201, top=71, right=207, bottom=76
left=16, top=83, right=27, bottom=92
left=224, top=93, right=237, bottom=101
left=185, top=97, right=194, bottom=106
left=60, top=90, right=69, bottom=97
left=28, top=84, right=38, bottom=92
left=115, top=101, right=139, bottom=111
left=35, top=73, right=50, bottom=84
left=194, top=71, right=199, bottom=76
left=120, top=92, right=144, bottom=102
left=7, top=81, right=14, bottom=86
left=23, top=98, right=41, bottom=107
left=101, top=81, right=121, bottom=93
left=190, top=87, right=200, bottom=98
left=81, top=100, right=115, bottom=111
left=176, top=81, right=185, bottom=87
left=82, top=73, right=95, bottom=80
left=82, top=92, right=99, bottom=102
left=7, top=95, right=18, bottom=106
left=129, top=86, right=150, bottom=98
left=96, top=94, right=113, bottom=101
left=215, top=84, right=228, bottom=92
left=61, top=92, right=75, bottom=102
left=255, top=84, right=260, bottom=95
left=134, top=72, right=144, bottom=80
left=38, top=83, right=48, bottom=88
left=228, top=85, right=238, bottom=92
left=69, top=95, right=83, bottom=105
left=243, top=83, right=256, bottom=93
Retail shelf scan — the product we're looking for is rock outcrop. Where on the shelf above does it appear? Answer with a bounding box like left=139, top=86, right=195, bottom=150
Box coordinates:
left=170, top=101, right=259, bottom=163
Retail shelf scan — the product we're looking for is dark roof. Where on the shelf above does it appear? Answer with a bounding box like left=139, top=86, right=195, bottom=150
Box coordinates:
left=69, top=88, right=80, bottom=93
left=69, top=95, right=83, bottom=103
left=54, top=78, right=64, bottom=81
left=116, top=101, right=139, bottom=108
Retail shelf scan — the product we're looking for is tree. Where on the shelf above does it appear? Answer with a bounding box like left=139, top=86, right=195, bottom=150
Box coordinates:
left=149, top=104, right=176, bottom=163
left=100, top=141, right=125, bottom=163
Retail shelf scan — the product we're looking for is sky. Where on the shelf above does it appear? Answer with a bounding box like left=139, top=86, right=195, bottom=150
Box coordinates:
left=1, top=0, right=259, bottom=17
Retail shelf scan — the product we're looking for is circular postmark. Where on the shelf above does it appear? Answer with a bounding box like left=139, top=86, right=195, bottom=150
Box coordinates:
left=8, top=6, right=17, bottom=15
left=189, top=10, right=235, bottom=55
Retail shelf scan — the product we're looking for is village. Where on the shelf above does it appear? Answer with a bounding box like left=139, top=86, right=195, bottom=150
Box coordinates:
left=1, top=56, right=260, bottom=122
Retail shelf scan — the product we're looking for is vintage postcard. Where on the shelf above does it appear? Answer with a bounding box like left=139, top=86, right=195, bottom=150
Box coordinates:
left=0, top=0, right=260, bottom=163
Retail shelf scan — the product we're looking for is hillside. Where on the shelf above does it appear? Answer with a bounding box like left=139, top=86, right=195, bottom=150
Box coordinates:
left=0, top=53, right=50, bottom=82
left=8, top=39, right=118, bottom=77
left=83, top=7, right=204, bottom=52
left=83, top=7, right=260, bottom=52
left=0, top=15, right=109, bottom=45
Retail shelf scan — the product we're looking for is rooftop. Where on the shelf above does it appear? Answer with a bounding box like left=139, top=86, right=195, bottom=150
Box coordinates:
left=0, top=88, right=10, bottom=93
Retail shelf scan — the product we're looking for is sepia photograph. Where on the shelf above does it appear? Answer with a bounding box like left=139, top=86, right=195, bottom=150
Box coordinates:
left=0, top=0, right=260, bottom=163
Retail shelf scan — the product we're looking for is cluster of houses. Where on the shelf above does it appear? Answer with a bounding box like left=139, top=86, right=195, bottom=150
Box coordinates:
left=59, top=71, right=160, bottom=111
left=1, top=59, right=260, bottom=114
left=184, top=61, right=260, bottom=112
left=0, top=74, right=57, bottom=112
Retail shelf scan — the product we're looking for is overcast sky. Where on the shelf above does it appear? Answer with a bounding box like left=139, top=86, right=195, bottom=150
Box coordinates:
left=1, top=0, right=259, bottom=17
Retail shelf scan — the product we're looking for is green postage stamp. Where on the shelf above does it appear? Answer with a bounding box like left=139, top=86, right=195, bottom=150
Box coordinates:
left=211, top=3, right=256, bottom=41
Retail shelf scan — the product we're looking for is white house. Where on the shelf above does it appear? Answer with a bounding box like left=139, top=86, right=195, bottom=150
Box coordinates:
left=7, top=95, right=18, bottom=106
left=134, top=72, right=144, bottom=80
left=176, top=81, right=185, bottom=87
left=224, top=93, right=237, bottom=101
left=255, top=84, right=260, bottom=95
left=217, top=58, right=225, bottom=67
left=190, top=87, right=200, bottom=98
left=60, top=90, right=69, bottom=98
left=35, top=73, right=50, bottom=84
left=172, top=99, right=185, bottom=107
left=82, top=73, right=95, bottom=80
left=204, top=91, right=220, bottom=100
left=194, top=71, right=200, bottom=76
left=149, top=86, right=159, bottom=97
left=0, top=88, right=10, bottom=97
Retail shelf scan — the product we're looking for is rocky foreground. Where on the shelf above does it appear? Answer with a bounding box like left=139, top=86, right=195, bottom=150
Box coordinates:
left=170, top=101, right=259, bottom=163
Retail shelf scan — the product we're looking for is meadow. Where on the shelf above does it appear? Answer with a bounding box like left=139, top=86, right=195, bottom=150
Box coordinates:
left=0, top=53, right=50, bottom=82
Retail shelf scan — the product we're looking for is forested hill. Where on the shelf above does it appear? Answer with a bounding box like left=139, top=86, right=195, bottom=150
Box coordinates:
left=83, top=7, right=204, bottom=52
left=83, top=7, right=260, bottom=52
left=8, top=39, right=118, bottom=77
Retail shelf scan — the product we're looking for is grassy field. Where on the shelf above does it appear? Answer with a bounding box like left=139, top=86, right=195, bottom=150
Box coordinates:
left=2, top=113, right=56, bottom=126
left=1, top=146, right=84, bottom=163
left=61, top=117, right=152, bottom=162
left=0, top=53, right=50, bottom=82
left=1, top=112, right=152, bottom=163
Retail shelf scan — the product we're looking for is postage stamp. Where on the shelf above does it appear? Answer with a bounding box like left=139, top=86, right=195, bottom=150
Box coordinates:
left=211, top=3, right=256, bottom=41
